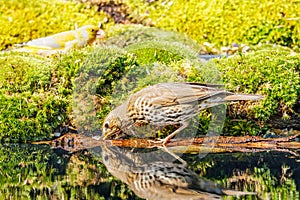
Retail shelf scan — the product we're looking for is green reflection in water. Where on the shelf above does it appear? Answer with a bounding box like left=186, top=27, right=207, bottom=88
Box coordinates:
left=0, top=144, right=299, bottom=199
left=188, top=152, right=300, bottom=200
left=0, top=144, right=138, bottom=199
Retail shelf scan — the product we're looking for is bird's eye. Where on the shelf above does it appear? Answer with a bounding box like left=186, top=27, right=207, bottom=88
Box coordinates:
left=104, top=155, right=109, bottom=162
left=104, top=122, right=109, bottom=128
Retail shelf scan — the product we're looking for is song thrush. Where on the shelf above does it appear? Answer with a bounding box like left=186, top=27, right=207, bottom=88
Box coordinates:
left=102, top=82, right=263, bottom=144
left=102, top=145, right=257, bottom=200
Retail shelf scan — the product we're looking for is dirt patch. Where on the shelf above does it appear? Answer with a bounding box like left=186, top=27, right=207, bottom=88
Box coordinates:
left=78, top=0, right=132, bottom=24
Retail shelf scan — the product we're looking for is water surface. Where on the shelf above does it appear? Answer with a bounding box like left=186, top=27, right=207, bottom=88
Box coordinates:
left=0, top=142, right=299, bottom=199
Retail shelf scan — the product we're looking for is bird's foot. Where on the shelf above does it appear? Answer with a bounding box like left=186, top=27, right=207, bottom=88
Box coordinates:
left=147, top=138, right=171, bottom=147
left=146, top=140, right=187, bottom=166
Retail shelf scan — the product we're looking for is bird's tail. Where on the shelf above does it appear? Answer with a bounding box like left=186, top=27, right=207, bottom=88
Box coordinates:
left=223, top=94, right=264, bottom=101
left=197, top=178, right=257, bottom=197
left=222, top=189, right=257, bottom=196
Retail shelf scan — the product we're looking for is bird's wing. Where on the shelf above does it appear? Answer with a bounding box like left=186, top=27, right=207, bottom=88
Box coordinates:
left=187, top=82, right=263, bottom=101
left=145, top=82, right=231, bottom=106
left=32, top=31, right=76, bottom=49
left=15, top=30, right=78, bottom=50
left=186, top=82, right=225, bottom=88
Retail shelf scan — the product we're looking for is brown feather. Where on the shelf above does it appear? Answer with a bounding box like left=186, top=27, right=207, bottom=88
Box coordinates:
left=223, top=94, right=264, bottom=101
left=135, top=82, right=234, bottom=106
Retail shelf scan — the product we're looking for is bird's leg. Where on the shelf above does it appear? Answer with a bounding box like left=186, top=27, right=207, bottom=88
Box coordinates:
left=158, top=146, right=187, bottom=167
left=149, top=121, right=189, bottom=146
left=162, top=121, right=189, bottom=145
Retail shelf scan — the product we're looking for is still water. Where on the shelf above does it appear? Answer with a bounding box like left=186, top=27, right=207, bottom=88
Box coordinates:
left=0, top=141, right=299, bottom=200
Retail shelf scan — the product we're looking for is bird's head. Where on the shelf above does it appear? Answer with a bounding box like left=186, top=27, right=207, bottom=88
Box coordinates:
left=78, top=25, right=105, bottom=44
left=102, top=114, right=123, bottom=140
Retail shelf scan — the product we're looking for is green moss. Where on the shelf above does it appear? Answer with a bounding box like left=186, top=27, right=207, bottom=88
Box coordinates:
left=0, top=53, right=67, bottom=142
left=0, top=0, right=110, bottom=50
left=212, top=49, right=300, bottom=135
left=0, top=46, right=140, bottom=142
left=52, top=49, right=93, bottom=97
left=215, top=49, right=300, bottom=120
left=0, top=92, right=68, bottom=143
left=124, top=0, right=300, bottom=50
left=104, top=24, right=221, bottom=92
left=105, top=24, right=201, bottom=52
left=0, top=53, right=51, bottom=93
left=74, top=46, right=138, bottom=131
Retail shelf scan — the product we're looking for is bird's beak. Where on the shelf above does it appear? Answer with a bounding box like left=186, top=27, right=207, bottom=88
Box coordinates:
left=98, top=22, right=103, bottom=29
left=96, top=29, right=106, bottom=39
left=101, top=128, right=121, bottom=140
left=101, top=134, right=109, bottom=140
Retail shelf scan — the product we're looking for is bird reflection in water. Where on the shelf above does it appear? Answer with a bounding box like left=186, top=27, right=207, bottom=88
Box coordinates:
left=101, top=145, right=257, bottom=200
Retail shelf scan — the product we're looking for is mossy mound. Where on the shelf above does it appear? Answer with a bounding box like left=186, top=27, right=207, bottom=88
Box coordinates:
left=105, top=24, right=201, bottom=51
left=0, top=46, right=140, bottom=142
left=0, top=0, right=110, bottom=50
left=1, top=24, right=299, bottom=142
left=124, top=0, right=300, bottom=50
left=68, top=46, right=138, bottom=133
left=0, top=54, right=51, bottom=93
left=214, top=49, right=300, bottom=135
left=217, top=50, right=299, bottom=119
left=0, top=53, right=69, bottom=142
left=101, top=28, right=300, bottom=136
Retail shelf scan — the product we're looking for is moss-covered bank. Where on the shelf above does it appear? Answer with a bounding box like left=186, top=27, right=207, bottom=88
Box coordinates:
left=124, top=0, right=300, bottom=51
left=0, top=0, right=299, bottom=142
left=0, top=31, right=299, bottom=142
